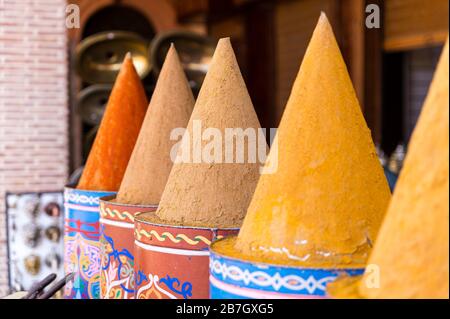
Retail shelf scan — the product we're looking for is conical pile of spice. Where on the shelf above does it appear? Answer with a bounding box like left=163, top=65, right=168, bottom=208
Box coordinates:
left=77, top=54, right=148, bottom=191
left=116, top=45, right=195, bottom=205
left=328, top=38, right=449, bottom=299
left=141, top=37, right=267, bottom=228
left=219, top=13, right=392, bottom=268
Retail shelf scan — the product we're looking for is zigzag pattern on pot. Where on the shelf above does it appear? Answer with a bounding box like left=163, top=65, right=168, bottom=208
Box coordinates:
left=134, top=228, right=223, bottom=246
left=100, top=206, right=136, bottom=223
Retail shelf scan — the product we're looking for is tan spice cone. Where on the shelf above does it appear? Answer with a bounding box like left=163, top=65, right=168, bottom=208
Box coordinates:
left=116, top=45, right=195, bottom=205
left=149, top=37, right=267, bottom=228
left=234, top=13, right=391, bottom=268
left=357, top=38, right=449, bottom=299
left=77, top=53, right=148, bottom=191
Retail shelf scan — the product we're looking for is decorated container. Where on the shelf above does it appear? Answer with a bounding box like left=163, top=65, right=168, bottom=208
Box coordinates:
left=99, top=196, right=157, bottom=299
left=63, top=186, right=115, bottom=299
left=134, top=215, right=238, bottom=299
left=209, top=237, right=365, bottom=299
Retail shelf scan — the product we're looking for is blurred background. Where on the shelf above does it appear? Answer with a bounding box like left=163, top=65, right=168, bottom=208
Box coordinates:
left=0, top=0, right=448, bottom=296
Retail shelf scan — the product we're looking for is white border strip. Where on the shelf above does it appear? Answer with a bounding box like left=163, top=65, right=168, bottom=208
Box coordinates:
left=99, top=218, right=134, bottom=229
left=209, top=275, right=322, bottom=299
left=134, top=239, right=210, bottom=256
left=65, top=203, right=99, bottom=212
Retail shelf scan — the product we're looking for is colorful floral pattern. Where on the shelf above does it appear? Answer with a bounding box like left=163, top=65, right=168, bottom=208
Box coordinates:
left=63, top=187, right=115, bottom=299
left=64, top=233, right=101, bottom=299
left=100, top=226, right=135, bottom=299
left=136, top=273, right=193, bottom=299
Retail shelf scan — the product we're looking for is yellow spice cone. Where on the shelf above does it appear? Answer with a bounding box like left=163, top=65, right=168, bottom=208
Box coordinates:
left=77, top=54, right=148, bottom=191
left=150, top=37, right=266, bottom=228
left=357, top=38, right=449, bottom=299
left=234, top=13, right=391, bottom=268
left=116, top=45, right=195, bottom=205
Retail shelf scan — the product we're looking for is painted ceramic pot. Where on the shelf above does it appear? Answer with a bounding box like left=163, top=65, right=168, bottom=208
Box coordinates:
left=63, top=186, right=116, bottom=299
left=134, top=216, right=238, bottom=299
left=99, top=196, right=157, bottom=299
left=209, top=237, right=365, bottom=299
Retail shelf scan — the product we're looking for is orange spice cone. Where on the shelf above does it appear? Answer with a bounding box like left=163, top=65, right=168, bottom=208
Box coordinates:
left=116, top=45, right=195, bottom=205
left=209, top=13, right=391, bottom=299
left=329, top=38, right=449, bottom=299
left=99, top=45, right=194, bottom=299
left=134, top=38, right=267, bottom=299
left=64, top=54, right=147, bottom=299
left=77, top=53, right=148, bottom=192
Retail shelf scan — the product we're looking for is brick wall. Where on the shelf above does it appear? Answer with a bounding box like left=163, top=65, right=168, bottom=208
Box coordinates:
left=0, top=0, right=68, bottom=296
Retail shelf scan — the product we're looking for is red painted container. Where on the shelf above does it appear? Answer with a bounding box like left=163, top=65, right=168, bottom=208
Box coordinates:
left=134, top=215, right=238, bottom=299
left=99, top=196, right=157, bottom=299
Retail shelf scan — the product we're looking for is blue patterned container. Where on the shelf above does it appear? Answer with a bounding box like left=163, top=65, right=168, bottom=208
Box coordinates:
left=209, top=239, right=365, bottom=299
left=63, top=186, right=116, bottom=299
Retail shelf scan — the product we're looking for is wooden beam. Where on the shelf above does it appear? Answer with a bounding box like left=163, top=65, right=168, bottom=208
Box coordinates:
left=337, top=0, right=383, bottom=144
left=384, top=0, right=449, bottom=51
left=363, top=0, right=384, bottom=144
left=337, top=0, right=365, bottom=105
left=245, top=1, right=277, bottom=130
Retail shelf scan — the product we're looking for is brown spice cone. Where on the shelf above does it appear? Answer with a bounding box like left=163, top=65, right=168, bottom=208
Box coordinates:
left=116, top=45, right=195, bottom=205
left=151, top=38, right=267, bottom=228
